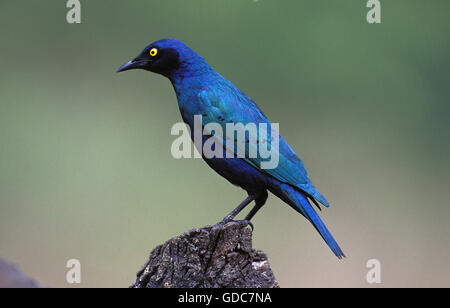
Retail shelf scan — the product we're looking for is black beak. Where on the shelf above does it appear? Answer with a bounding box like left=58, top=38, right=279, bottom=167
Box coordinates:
left=116, top=58, right=148, bottom=73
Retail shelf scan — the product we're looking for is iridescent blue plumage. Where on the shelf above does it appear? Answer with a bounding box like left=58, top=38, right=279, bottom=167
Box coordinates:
left=117, top=39, right=344, bottom=258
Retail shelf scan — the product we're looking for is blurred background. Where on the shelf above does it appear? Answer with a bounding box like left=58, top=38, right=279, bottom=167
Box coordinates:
left=0, top=0, right=449, bottom=287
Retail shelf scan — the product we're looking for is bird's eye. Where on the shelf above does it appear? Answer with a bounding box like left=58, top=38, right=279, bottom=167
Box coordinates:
left=149, top=48, right=158, bottom=57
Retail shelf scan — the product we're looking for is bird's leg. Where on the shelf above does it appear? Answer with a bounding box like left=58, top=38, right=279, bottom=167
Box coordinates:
left=220, top=195, right=255, bottom=224
left=244, top=202, right=264, bottom=222
left=244, top=191, right=268, bottom=225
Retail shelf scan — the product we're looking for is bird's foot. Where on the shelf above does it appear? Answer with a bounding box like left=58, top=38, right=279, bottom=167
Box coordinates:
left=220, top=214, right=234, bottom=225
left=215, top=218, right=254, bottom=231
left=240, top=219, right=254, bottom=231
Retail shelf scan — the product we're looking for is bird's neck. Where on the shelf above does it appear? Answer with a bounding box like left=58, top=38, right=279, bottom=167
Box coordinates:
left=168, top=68, right=219, bottom=121
left=169, top=64, right=218, bottom=96
left=167, top=55, right=214, bottom=84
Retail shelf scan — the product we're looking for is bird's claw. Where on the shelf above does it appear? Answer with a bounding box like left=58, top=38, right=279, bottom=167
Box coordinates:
left=215, top=219, right=254, bottom=231
left=245, top=220, right=254, bottom=231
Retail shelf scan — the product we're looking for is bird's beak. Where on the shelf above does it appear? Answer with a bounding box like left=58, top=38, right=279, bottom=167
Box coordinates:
left=116, top=58, right=148, bottom=73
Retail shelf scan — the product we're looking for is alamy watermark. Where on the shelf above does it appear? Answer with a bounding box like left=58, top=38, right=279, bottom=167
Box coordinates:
left=170, top=115, right=280, bottom=170
left=366, top=259, right=381, bottom=284
left=66, top=0, right=81, bottom=24
left=65, top=1, right=380, bottom=25
left=66, top=259, right=81, bottom=284
left=366, top=0, right=381, bottom=24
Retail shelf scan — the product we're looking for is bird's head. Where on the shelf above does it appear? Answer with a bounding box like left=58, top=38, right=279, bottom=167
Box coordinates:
left=116, top=39, right=209, bottom=79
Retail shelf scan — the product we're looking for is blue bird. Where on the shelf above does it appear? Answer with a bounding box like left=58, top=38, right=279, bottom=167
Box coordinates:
left=117, top=39, right=345, bottom=258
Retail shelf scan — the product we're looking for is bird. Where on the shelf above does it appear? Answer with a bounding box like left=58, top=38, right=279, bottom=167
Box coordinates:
left=117, top=39, right=345, bottom=258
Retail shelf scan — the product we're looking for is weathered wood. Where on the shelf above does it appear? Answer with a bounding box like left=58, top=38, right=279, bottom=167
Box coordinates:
left=131, top=221, right=279, bottom=288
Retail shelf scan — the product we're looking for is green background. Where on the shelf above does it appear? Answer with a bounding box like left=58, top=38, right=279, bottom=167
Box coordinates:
left=0, top=0, right=449, bottom=287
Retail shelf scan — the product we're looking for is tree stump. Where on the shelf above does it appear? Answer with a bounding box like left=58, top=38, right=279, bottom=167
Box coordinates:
left=131, top=221, right=279, bottom=288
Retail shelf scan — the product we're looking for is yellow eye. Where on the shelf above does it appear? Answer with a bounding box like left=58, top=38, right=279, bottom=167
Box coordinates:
left=149, top=48, right=158, bottom=57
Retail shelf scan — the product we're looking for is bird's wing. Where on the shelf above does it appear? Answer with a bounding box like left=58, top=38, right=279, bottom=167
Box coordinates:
left=197, top=85, right=329, bottom=207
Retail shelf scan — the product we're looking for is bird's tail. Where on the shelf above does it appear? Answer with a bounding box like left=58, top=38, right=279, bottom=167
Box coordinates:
left=276, top=184, right=345, bottom=259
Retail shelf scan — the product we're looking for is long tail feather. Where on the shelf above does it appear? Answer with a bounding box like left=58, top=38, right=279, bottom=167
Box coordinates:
left=278, top=185, right=345, bottom=259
